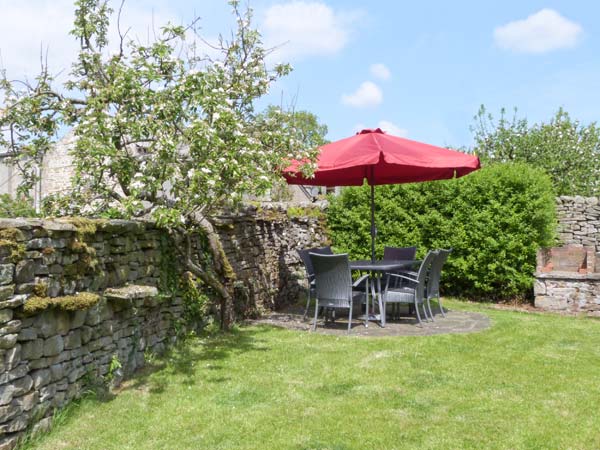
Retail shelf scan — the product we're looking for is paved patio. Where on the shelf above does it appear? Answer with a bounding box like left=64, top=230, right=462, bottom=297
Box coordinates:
left=250, top=303, right=490, bottom=337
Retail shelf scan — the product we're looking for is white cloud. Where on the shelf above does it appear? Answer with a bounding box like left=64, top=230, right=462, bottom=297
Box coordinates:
left=0, top=1, right=180, bottom=80
left=377, top=120, right=407, bottom=137
left=262, top=1, right=361, bottom=60
left=494, top=9, right=583, bottom=53
left=341, top=81, right=383, bottom=108
left=370, top=63, right=391, bottom=80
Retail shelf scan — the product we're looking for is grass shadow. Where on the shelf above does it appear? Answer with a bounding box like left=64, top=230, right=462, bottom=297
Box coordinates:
left=123, top=324, right=276, bottom=394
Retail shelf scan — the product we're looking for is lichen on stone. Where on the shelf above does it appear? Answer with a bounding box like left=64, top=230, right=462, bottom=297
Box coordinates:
left=0, top=228, right=26, bottom=263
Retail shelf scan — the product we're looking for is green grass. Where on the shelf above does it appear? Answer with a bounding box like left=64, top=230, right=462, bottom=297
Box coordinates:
left=25, top=300, right=600, bottom=450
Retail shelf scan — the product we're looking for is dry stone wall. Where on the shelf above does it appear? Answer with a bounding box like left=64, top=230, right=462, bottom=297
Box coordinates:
left=0, top=206, right=326, bottom=448
left=556, top=196, right=600, bottom=253
left=215, top=203, right=328, bottom=314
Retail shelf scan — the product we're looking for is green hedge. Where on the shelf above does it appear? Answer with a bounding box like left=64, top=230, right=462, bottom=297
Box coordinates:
left=326, top=162, right=557, bottom=301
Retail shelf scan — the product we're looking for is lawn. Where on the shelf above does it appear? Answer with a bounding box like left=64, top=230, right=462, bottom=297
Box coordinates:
left=24, top=300, right=600, bottom=450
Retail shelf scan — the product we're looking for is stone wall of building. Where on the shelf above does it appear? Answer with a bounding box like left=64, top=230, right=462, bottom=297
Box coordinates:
left=0, top=208, right=326, bottom=448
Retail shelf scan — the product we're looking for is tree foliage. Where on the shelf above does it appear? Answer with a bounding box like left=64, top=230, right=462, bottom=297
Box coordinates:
left=472, top=106, right=600, bottom=196
left=327, top=163, right=557, bottom=301
left=0, top=194, right=37, bottom=218
left=0, top=0, right=321, bottom=327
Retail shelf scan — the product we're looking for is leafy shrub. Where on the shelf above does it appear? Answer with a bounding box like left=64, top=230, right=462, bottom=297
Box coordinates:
left=327, top=162, right=557, bottom=301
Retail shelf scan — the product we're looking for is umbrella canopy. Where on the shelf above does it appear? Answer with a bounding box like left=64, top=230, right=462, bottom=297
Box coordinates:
left=283, top=128, right=480, bottom=187
left=283, top=128, right=481, bottom=261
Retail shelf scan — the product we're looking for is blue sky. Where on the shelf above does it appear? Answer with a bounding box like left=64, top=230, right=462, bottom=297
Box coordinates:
left=1, top=0, right=598, bottom=148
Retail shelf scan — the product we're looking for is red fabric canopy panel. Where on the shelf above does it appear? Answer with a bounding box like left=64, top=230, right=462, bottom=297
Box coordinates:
left=283, top=128, right=481, bottom=186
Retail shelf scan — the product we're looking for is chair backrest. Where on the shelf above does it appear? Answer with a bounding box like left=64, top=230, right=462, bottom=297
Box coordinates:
left=309, top=253, right=352, bottom=304
left=383, top=246, right=417, bottom=261
left=414, top=250, right=439, bottom=299
left=427, top=249, right=452, bottom=298
left=297, top=246, right=333, bottom=278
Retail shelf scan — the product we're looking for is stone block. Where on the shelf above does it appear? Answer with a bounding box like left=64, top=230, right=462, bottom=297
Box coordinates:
left=64, top=330, right=81, bottom=349
left=12, top=391, right=37, bottom=412
left=12, top=375, right=33, bottom=397
left=0, top=310, right=12, bottom=325
left=0, top=434, right=21, bottom=450
left=31, top=369, right=52, bottom=389
left=14, top=260, right=35, bottom=284
left=85, top=306, right=101, bottom=326
left=38, top=384, right=56, bottom=403
left=50, top=364, right=64, bottom=382
left=0, top=414, right=28, bottom=433
left=55, top=311, right=71, bottom=336
left=71, top=310, right=87, bottom=329
left=0, top=265, right=14, bottom=286
left=31, top=416, right=52, bottom=438
left=80, top=326, right=92, bottom=344
left=14, top=283, right=35, bottom=295
left=0, top=286, right=14, bottom=302
left=26, top=238, right=53, bottom=250
left=0, top=335, right=17, bottom=350
left=28, top=357, right=48, bottom=370
left=21, top=339, right=44, bottom=360
left=0, top=321, right=21, bottom=335
left=1, top=365, right=27, bottom=385
left=0, top=402, right=23, bottom=423
left=67, top=366, right=86, bottom=383
left=0, top=384, right=14, bottom=406
left=43, top=335, right=64, bottom=357
left=17, top=328, right=37, bottom=341
left=4, top=345, right=20, bottom=370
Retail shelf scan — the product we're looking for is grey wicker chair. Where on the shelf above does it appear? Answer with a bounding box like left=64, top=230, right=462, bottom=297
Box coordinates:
left=382, top=246, right=418, bottom=318
left=309, top=253, right=368, bottom=334
left=297, top=246, right=333, bottom=319
left=426, top=249, right=452, bottom=318
left=382, top=250, right=438, bottom=325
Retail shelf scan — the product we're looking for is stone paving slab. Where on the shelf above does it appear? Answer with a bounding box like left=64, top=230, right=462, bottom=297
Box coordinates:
left=249, top=304, right=490, bottom=337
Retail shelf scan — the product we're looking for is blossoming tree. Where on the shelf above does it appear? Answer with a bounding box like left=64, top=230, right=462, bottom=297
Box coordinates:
left=0, top=0, right=319, bottom=327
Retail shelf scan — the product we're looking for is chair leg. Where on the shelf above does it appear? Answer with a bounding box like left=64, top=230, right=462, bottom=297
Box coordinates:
left=312, top=300, right=319, bottom=331
left=438, top=296, right=446, bottom=318
left=420, top=300, right=430, bottom=322
left=414, top=301, right=422, bottom=325
left=303, top=289, right=311, bottom=320
left=426, top=297, right=435, bottom=322
left=348, top=303, right=353, bottom=334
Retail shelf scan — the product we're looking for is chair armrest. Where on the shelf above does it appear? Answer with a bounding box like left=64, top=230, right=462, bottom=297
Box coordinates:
left=352, top=274, right=370, bottom=288
left=388, top=273, right=418, bottom=284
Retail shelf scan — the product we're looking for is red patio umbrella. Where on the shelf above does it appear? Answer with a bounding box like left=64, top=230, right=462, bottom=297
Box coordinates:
left=283, top=128, right=481, bottom=261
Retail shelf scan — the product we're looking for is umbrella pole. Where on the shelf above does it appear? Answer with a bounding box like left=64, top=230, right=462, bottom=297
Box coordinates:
left=370, top=183, right=376, bottom=262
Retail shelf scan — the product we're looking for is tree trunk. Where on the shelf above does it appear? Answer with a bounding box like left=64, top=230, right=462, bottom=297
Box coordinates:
left=174, top=219, right=236, bottom=330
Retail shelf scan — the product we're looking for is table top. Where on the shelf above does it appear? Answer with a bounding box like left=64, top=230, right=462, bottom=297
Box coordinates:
left=350, top=259, right=419, bottom=271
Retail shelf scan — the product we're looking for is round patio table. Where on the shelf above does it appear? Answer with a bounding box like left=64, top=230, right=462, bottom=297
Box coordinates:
left=350, top=259, right=420, bottom=327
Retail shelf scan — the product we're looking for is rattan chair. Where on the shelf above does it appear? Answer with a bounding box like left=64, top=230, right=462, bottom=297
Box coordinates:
left=309, top=253, right=368, bottom=334
left=382, top=246, right=418, bottom=318
left=297, top=246, right=333, bottom=319
left=426, top=249, right=452, bottom=318
left=383, top=246, right=417, bottom=261
left=382, top=250, right=438, bottom=325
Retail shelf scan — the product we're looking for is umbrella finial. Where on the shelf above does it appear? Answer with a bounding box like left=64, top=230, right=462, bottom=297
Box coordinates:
left=357, top=128, right=385, bottom=135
